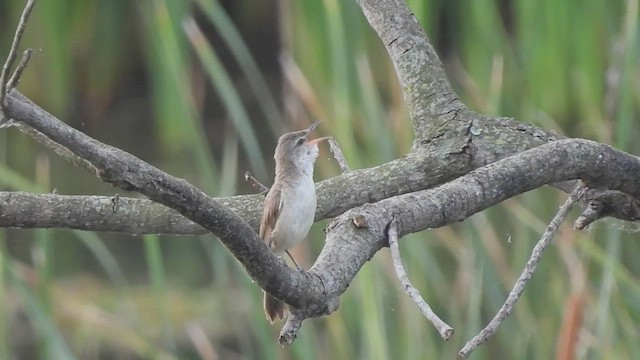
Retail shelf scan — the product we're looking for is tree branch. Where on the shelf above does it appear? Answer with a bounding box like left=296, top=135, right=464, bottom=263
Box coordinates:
left=244, top=171, right=269, bottom=194
left=0, top=192, right=208, bottom=235
left=388, top=219, right=453, bottom=340
left=328, top=137, right=350, bottom=173
left=0, top=0, right=36, bottom=114
left=9, top=121, right=98, bottom=174
left=7, top=48, right=34, bottom=91
left=355, top=0, right=465, bottom=142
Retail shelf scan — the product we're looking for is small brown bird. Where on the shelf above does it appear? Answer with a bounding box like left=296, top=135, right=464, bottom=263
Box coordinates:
left=261, top=121, right=328, bottom=323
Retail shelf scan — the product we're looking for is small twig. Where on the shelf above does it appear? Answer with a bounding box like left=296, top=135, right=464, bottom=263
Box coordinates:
left=7, top=48, right=34, bottom=90
left=0, top=0, right=36, bottom=109
left=9, top=120, right=98, bottom=174
left=458, top=186, right=582, bottom=359
left=328, top=137, right=351, bottom=173
left=278, top=313, right=303, bottom=346
left=575, top=200, right=604, bottom=230
left=388, top=219, right=454, bottom=340
left=244, top=171, right=269, bottom=194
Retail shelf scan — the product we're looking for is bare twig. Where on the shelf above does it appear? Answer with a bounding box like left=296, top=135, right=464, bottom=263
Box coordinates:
left=7, top=48, right=34, bottom=90
left=10, top=121, right=97, bottom=174
left=278, top=313, right=303, bottom=346
left=388, top=219, right=453, bottom=340
left=328, top=137, right=351, bottom=173
left=574, top=201, right=603, bottom=230
left=458, top=186, right=583, bottom=359
left=244, top=171, right=269, bottom=194
left=0, top=0, right=36, bottom=110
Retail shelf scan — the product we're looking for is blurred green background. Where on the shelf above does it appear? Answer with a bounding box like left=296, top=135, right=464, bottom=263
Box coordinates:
left=1, top=0, right=639, bottom=359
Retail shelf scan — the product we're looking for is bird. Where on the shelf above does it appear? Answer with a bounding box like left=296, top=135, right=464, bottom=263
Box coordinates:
left=260, top=120, right=328, bottom=323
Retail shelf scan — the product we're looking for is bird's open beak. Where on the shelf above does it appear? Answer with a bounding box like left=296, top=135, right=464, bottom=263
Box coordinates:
left=306, top=136, right=330, bottom=145
left=305, top=119, right=323, bottom=133
left=304, top=120, right=328, bottom=144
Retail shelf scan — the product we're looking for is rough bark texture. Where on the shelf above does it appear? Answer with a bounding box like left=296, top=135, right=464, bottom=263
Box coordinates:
left=356, top=0, right=465, bottom=142
left=1, top=0, right=640, bottom=346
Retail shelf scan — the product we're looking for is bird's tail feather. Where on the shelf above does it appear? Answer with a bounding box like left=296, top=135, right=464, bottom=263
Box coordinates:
left=263, top=291, right=286, bottom=324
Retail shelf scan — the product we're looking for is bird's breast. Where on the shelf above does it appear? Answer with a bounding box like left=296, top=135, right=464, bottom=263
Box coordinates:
left=271, top=177, right=317, bottom=253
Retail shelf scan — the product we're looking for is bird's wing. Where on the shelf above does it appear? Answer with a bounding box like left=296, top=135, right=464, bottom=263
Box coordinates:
left=260, top=186, right=282, bottom=247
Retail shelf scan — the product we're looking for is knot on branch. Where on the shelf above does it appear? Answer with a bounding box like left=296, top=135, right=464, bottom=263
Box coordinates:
left=352, top=214, right=368, bottom=228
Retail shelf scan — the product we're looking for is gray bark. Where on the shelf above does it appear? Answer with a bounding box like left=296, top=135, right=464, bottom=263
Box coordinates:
left=1, top=0, right=640, bottom=345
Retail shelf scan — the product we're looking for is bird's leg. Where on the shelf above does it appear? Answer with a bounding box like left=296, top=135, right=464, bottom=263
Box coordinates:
left=285, top=250, right=303, bottom=271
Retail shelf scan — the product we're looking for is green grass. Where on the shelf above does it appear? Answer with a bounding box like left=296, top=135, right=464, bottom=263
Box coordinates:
left=143, top=234, right=175, bottom=352
left=0, top=131, right=9, bottom=360
left=1, top=0, right=639, bottom=358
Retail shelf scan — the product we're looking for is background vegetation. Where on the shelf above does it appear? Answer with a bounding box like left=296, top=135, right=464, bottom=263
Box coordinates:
left=1, top=0, right=639, bottom=358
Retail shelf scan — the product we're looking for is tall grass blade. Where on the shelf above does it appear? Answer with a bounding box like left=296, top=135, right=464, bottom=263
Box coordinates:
left=6, top=260, right=76, bottom=360
left=194, top=0, right=285, bottom=137
left=143, top=235, right=175, bottom=352
left=183, top=18, right=268, bottom=180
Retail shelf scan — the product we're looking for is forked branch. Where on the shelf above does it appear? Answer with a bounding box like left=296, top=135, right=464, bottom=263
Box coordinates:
left=458, top=185, right=583, bottom=358
left=0, top=0, right=36, bottom=114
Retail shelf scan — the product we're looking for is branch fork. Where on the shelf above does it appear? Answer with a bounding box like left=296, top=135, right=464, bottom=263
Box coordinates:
left=0, top=0, right=36, bottom=121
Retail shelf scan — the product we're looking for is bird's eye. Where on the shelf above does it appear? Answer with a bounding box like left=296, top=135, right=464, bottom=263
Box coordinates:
left=296, top=138, right=305, bottom=146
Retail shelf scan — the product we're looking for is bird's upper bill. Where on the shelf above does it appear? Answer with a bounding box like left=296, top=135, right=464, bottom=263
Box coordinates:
left=305, top=120, right=323, bottom=132
left=303, top=120, right=329, bottom=145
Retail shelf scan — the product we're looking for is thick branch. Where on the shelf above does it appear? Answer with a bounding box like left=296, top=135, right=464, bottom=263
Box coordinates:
left=0, top=192, right=228, bottom=235
left=355, top=0, right=465, bottom=142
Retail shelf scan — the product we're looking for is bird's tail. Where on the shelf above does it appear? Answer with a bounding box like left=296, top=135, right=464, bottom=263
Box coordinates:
left=263, top=291, right=286, bottom=324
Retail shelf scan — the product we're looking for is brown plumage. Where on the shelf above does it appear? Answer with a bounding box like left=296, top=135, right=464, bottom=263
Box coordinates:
left=260, top=121, right=328, bottom=323
left=261, top=187, right=286, bottom=323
